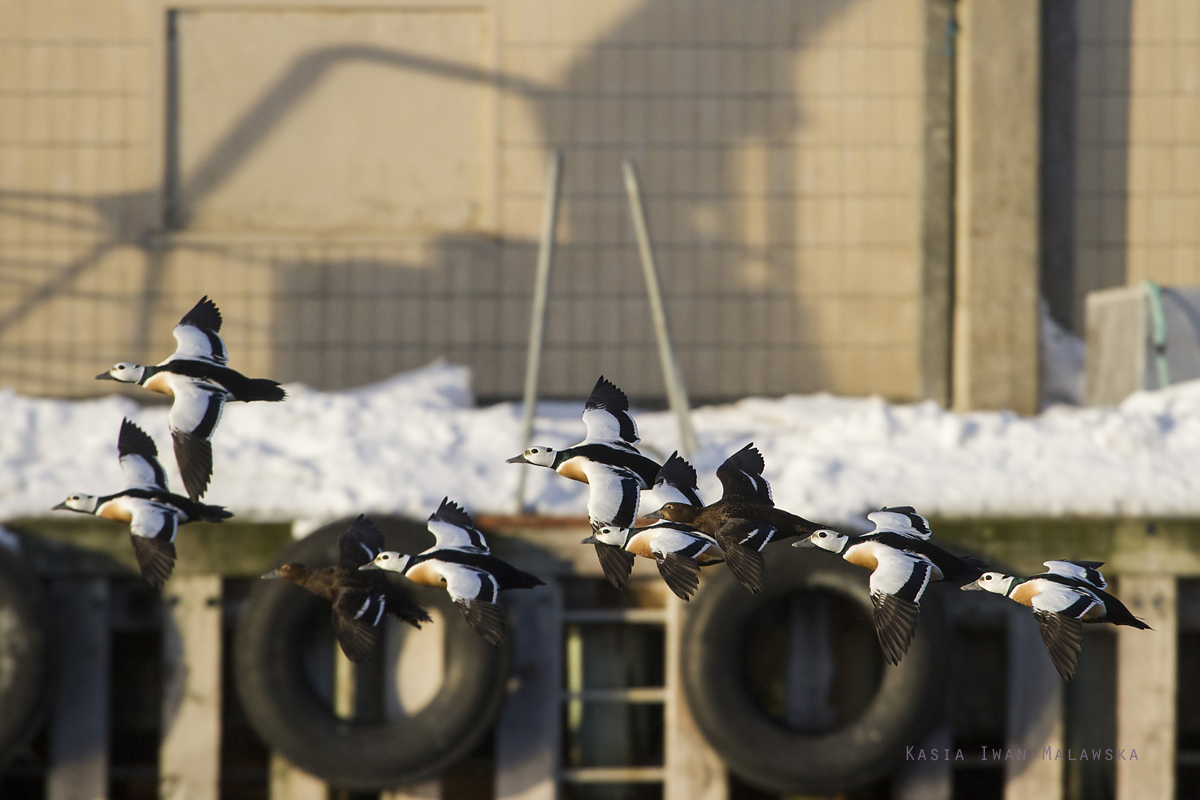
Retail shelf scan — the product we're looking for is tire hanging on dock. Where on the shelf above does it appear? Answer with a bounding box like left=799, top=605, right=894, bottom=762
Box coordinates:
left=234, top=517, right=510, bottom=790
left=681, top=545, right=948, bottom=794
left=0, top=544, right=51, bottom=771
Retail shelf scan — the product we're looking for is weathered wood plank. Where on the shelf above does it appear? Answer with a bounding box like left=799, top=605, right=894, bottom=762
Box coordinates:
left=47, top=579, right=111, bottom=800
left=495, top=585, right=562, bottom=800
left=1116, top=575, right=1175, bottom=800
left=665, top=595, right=726, bottom=800
left=160, top=575, right=223, bottom=800
left=1004, top=604, right=1064, bottom=800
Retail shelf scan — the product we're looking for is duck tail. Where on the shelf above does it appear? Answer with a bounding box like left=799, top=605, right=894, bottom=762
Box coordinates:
left=232, top=377, right=286, bottom=402
left=199, top=504, right=234, bottom=523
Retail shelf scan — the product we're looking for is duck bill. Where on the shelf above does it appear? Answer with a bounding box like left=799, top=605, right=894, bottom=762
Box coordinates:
left=505, top=453, right=530, bottom=464
left=960, top=579, right=985, bottom=591
left=580, top=535, right=600, bottom=545
left=51, top=501, right=69, bottom=511
left=95, top=371, right=116, bottom=381
left=643, top=508, right=665, bottom=521
left=792, top=537, right=818, bottom=549
left=260, top=569, right=282, bottom=580
left=358, top=562, right=381, bottom=571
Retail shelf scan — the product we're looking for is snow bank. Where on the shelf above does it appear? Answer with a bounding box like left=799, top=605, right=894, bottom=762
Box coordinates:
left=3, top=360, right=1200, bottom=529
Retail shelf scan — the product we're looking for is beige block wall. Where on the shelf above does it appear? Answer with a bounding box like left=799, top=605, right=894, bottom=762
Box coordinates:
left=1, top=0, right=927, bottom=402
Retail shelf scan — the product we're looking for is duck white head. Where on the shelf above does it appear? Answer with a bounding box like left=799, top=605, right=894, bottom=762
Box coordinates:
left=96, top=362, right=146, bottom=384
left=962, top=571, right=1017, bottom=595
left=795, top=528, right=851, bottom=554
left=506, top=446, right=557, bottom=468
left=53, top=493, right=98, bottom=514
left=582, top=523, right=631, bottom=548
left=360, top=551, right=411, bottom=573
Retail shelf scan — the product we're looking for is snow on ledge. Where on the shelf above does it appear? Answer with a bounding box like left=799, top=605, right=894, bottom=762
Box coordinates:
left=3, top=360, right=1200, bottom=528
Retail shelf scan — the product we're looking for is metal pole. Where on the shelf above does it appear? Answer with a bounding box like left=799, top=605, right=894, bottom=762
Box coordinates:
left=515, top=150, right=564, bottom=513
left=622, top=158, right=699, bottom=458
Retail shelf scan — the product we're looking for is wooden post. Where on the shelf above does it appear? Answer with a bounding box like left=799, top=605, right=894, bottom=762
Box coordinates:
left=495, top=586, right=562, bottom=800
left=1116, top=575, right=1176, bottom=800
left=47, top=579, right=111, bottom=800
left=160, top=575, right=223, bottom=800
left=269, top=755, right=326, bottom=800
left=382, top=613, right=445, bottom=800
left=664, top=595, right=726, bottom=800
left=1004, top=604, right=1064, bottom=800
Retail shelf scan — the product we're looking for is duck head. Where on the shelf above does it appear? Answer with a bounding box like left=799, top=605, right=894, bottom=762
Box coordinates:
left=795, top=529, right=850, bottom=554
left=962, top=571, right=1017, bottom=595
left=506, top=446, right=557, bottom=467
left=582, top=523, right=630, bottom=548
left=643, top=502, right=701, bottom=524
left=96, top=362, right=146, bottom=383
left=53, top=493, right=98, bottom=514
left=260, top=563, right=313, bottom=584
left=360, top=551, right=412, bottom=573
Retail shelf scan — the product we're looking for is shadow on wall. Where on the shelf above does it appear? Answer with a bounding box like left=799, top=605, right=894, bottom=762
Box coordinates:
left=3, top=1, right=873, bottom=400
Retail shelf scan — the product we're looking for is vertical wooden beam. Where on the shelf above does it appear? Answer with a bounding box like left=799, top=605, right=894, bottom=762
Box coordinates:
left=269, top=755, right=326, bottom=800
left=47, top=579, right=111, bottom=800
left=1004, top=604, right=1064, bottom=800
left=495, top=586, right=562, bottom=800
left=953, top=0, right=1041, bottom=413
left=1116, top=575, right=1175, bottom=800
left=664, top=595, right=726, bottom=800
left=920, top=0, right=958, bottom=407
left=382, top=613, right=445, bottom=800
left=160, top=575, right=223, bottom=800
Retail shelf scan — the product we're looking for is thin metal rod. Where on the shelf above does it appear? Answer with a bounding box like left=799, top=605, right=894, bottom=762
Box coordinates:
left=622, top=158, right=699, bottom=458
left=515, top=150, right=564, bottom=513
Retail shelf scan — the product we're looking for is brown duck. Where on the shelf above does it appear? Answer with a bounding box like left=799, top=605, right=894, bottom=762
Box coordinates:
left=263, top=515, right=431, bottom=662
left=644, top=443, right=822, bottom=593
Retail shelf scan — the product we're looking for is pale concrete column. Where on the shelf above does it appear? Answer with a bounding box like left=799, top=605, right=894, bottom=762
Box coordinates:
left=47, top=579, right=111, bottom=800
left=1004, top=604, right=1064, bottom=800
left=495, top=585, right=563, bottom=800
left=1116, top=574, right=1175, bottom=800
left=160, top=575, right=223, bottom=800
left=664, top=595, right=726, bottom=800
left=952, top=0, right=1042, bottom=414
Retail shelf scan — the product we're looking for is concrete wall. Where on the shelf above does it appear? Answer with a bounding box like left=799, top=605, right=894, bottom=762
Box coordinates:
left=0, top=0, right=931, bottom=402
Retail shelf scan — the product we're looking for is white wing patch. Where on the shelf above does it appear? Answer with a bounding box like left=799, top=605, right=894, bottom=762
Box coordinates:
left=581, top=406, right=639, bottom=446
left=167, top=323, right=227, bottom=365
left=1031, top=582, right=1101, bottom=617
left=442, top=564, right=499, bottom=605
left=120, top=452, right=167, bottom=491
left=867, top=509, right=932, bottom=540
left=581, top=461, right=641, bottom=529
left=869, top=549, right=935, bottom=604
left=647, top=529, right=717, bottom=559
left=1043, top=561, right=1107, bottom=589
left=129, top=501, right=179, bottom=542
left=427, top=519, right=489, bottom=553
left=168, top=378, right=226, bottom=438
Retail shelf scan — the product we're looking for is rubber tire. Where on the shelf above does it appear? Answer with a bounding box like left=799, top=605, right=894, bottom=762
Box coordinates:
left=234, top=516, right=510, bottom=790
left=0, top=546, right=51, bottom=771
left=682, top=544, right=948, bottom=794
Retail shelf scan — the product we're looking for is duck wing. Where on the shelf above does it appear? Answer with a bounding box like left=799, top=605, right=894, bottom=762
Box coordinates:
left=427, top=497, right=489, bottom=553
left=129, top=501, right=179, bottom=589
left=442, top=565, right=506, bottom=645
left=593, top=543, right=635, bottom=590
left=1043, top=560, right=1107, bottom=590
left=652, top=452, right=704, bottom=507
left=866, top=506, right=932, bottom=540
left=331, top=587, right=388, bottom=663
left=580, top=376, right=639, bottom=445
left=580, top=461, right=641, bottom=529
left=337, top=515, right=387, bottom=569
left=118, top=418, right=169, bottom=491
left=168, top=381, right=226, bottom=501
left=654, top=551, right=701, bottom=601
left=716, top=444, right=773, bottom=506
left=714, top=519, right=768, bottom=594
left=1033, top=610, right=1084, bottom=681
left=164, top=297, right=227, bottom=366
left=868, top=551, right=934, bottom=665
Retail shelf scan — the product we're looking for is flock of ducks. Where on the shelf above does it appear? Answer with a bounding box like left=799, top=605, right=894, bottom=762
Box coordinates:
left=52, top=298, right=1150, bottom=679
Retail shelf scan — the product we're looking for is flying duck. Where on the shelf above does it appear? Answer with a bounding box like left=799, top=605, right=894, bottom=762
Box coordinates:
left=262, top=515, right=431, bottom=663
left=963, top=561, right=1151, bottom=680
left=796, top=506, right=985, bottom=665
left=361, top=502, right=544, bottom=645
left=645, top=443, right=823, bottom=594
left=96, top=296, right=286, bottom=501
left=53, top=418, right=233, bottom=588
left=426, top=496, right=490, bottom=554
left=585, top=520, right=724, bottom=601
